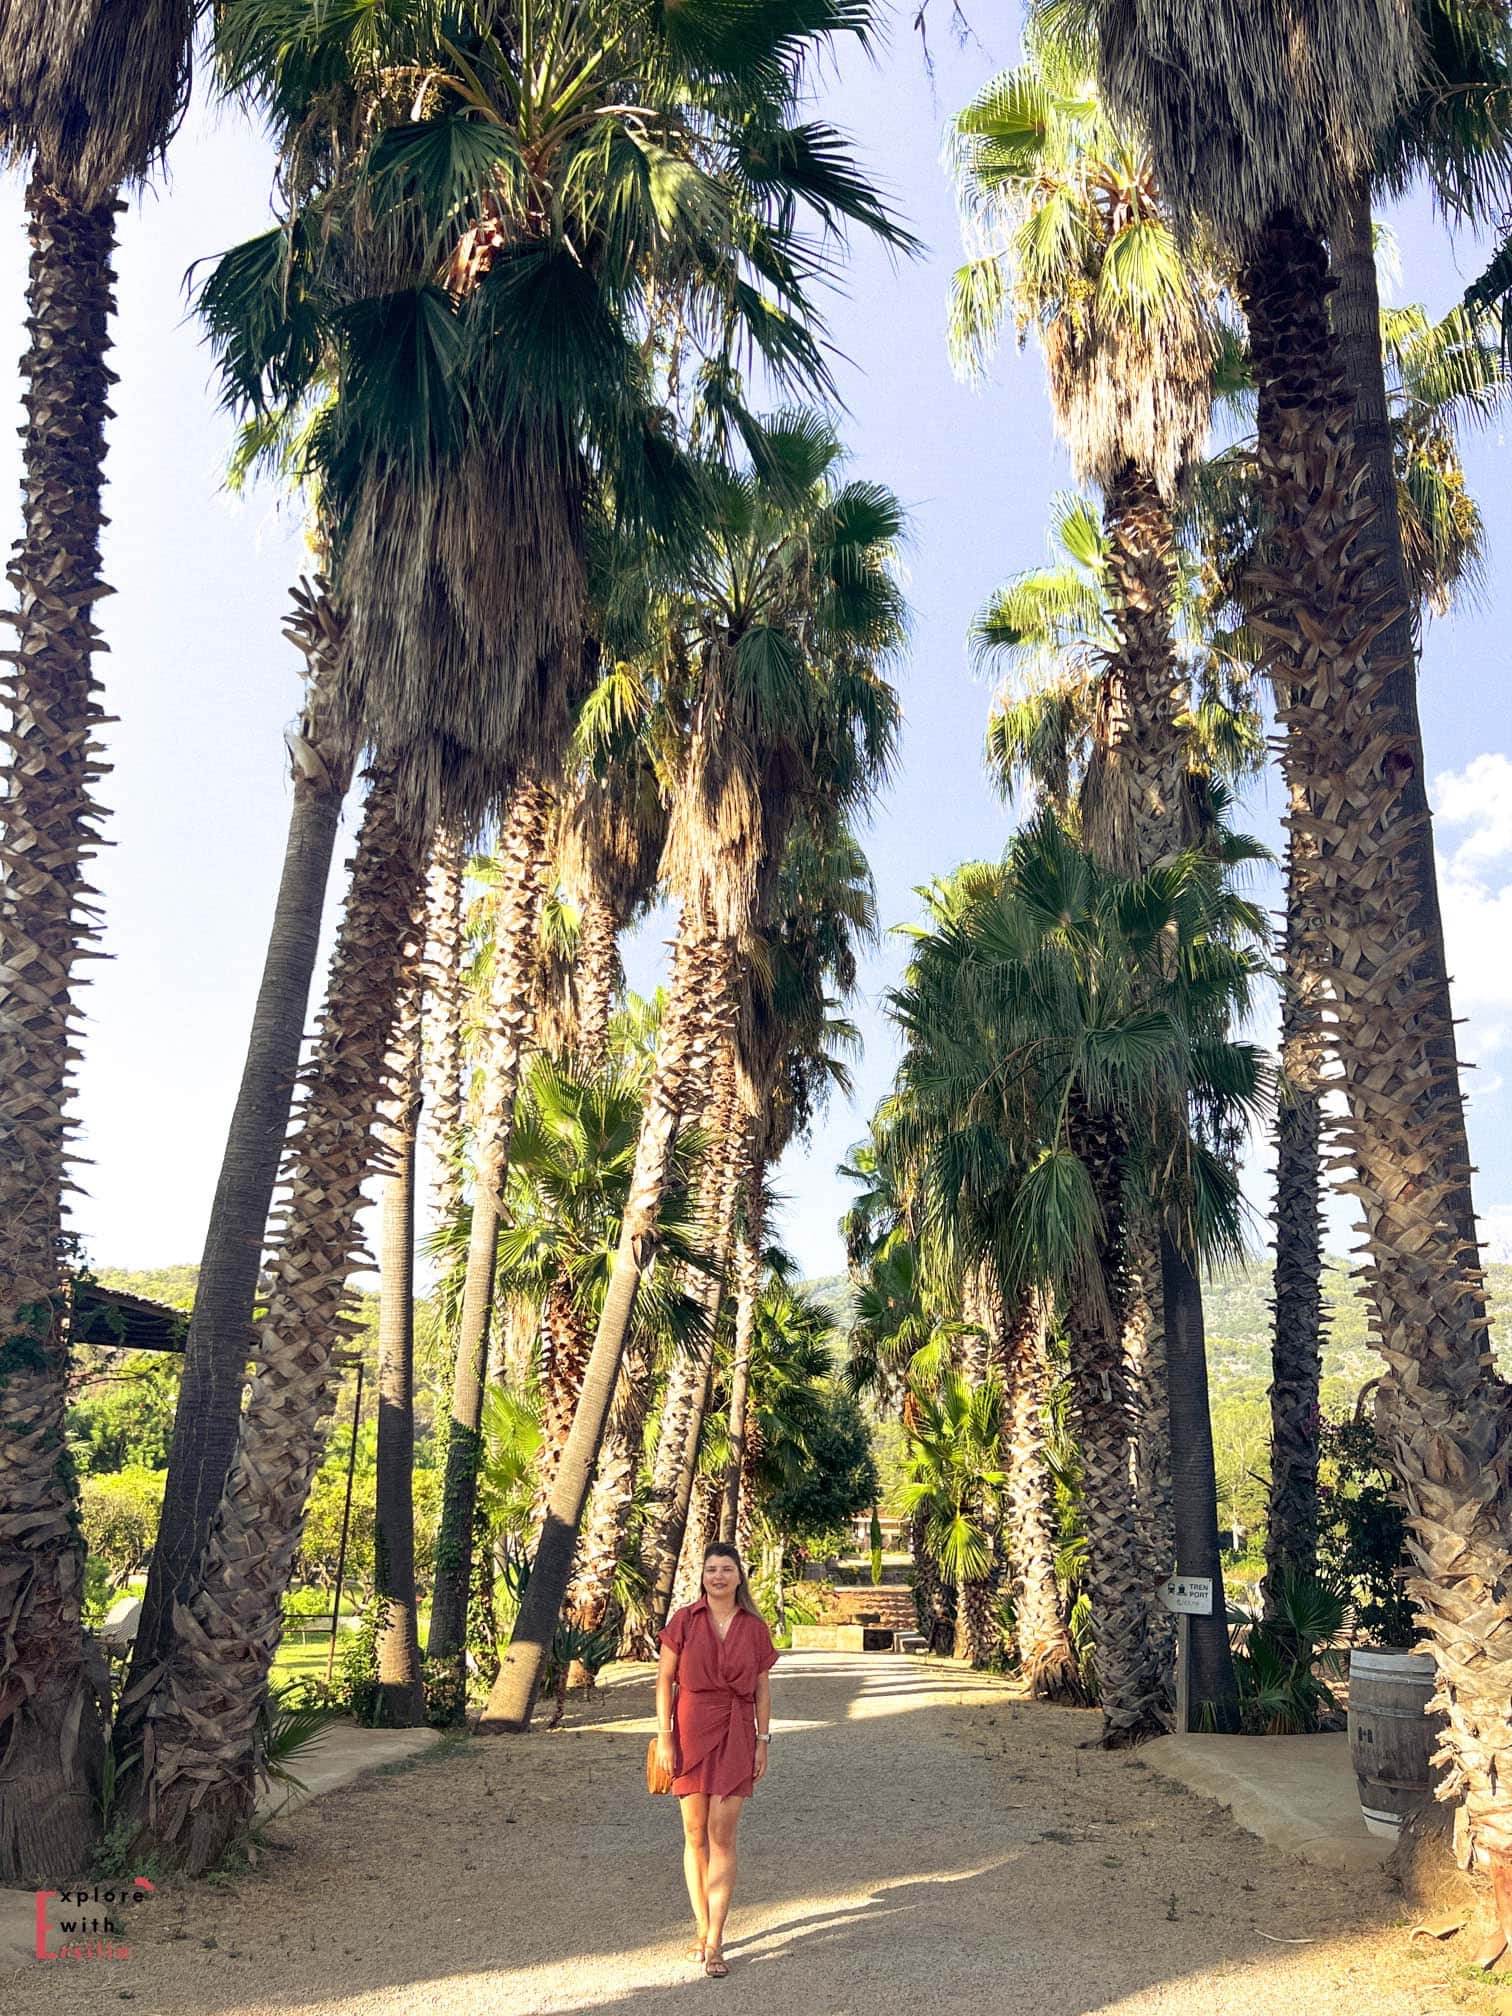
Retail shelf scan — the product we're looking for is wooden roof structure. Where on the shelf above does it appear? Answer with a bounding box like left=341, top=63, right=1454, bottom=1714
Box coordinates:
left=67, top=1277, right=189, bottom=1355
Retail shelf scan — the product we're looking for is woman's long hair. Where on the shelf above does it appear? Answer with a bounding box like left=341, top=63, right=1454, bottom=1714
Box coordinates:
left=701, top=1542, right=762, bottom=1618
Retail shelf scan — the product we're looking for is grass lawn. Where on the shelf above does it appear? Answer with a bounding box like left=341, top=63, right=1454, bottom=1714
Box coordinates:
left=270, top=1606, right=434, bottom=1692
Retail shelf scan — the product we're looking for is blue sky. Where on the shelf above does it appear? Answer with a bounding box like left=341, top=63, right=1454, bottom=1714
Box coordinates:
left=2, top=12, right=1509, bottom=1285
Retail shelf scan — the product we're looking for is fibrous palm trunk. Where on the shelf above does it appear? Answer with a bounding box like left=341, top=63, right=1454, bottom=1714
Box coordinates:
left=1330, top=176, right=1479, bottom=1263
left=997, top=1292, right=1081, bottom=1701
left=1065, top=1105, right=1165, bottom=1743
left=0, top=178, right=118, bottom=1880
left=1265, top=807, right=1326, bottom=1615
left=374, top=975, right=426, bottom=1726
left=119, top=585, right=355, bottom=1767
left=531, top=1277, right=594, bottom=1519
left=718, top=1164, right=764, bottom=1545
left=1120, top=1227, right=1175, bottom=1699
left=123, top=772, right=426, bottom=1872
left=672, top=1474, right=722, bottom=1612
left=421, top=827, right=466, bottom=1228
left=428, top=778, right=550, bottom=1680
left=564, top=1326, right=654, bottom=1635
left=635, top=1032, right=747, bottom=1644
left=1084, top=459, right=1191, bottom=870
left=954, top=1266, right=1000, bottom=1668
left=478, top=906, right=732, bottom=1730
left=1085, top=457, right=1200, bottom=1714
left=1242, top=213, right=1509, bottom=1895
left=573, top=890, right=619, bottom=1071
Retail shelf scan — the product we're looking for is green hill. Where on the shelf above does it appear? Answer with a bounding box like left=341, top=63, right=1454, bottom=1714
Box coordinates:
left=800, top=1258, right=1510, bottom=1398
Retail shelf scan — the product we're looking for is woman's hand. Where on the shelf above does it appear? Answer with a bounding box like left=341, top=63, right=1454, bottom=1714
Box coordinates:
left=753, top=1738, right=768, bottom=1784
left=656, top=1733, right=676, bottom=1778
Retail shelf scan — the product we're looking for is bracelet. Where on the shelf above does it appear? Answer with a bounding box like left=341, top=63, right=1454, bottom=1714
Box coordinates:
left=755, top=1732, right=771, bottom=1743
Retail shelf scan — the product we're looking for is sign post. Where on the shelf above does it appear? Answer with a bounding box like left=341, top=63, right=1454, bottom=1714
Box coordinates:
left=1159, top=1572, right=1214, bottom=1734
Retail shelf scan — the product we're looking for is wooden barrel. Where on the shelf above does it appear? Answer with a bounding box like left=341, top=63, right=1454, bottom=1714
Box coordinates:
left=1348, top=1648, right=1442, bottom=1839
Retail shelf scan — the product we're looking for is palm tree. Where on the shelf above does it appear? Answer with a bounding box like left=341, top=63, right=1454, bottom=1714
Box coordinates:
left=0, top=0, right=195, bottom=1878
left=950, top=45, right=1218, bottom=872
left=903, top=1375, right=1008, bottom=1668
left=1094, top=0, right=1512, bottom=1864
left=950, top=44, right=1224, bottom=1692
left=888, top=816, right=1266, bottom=1738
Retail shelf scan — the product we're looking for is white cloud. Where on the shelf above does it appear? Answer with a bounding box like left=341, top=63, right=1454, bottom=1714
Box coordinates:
left=1432, top=755, right=1512, bottom=1060
left=1434, top=753, right=1512, bottom=868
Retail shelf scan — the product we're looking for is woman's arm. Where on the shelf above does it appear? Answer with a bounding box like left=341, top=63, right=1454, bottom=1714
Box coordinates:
left=656, top=1644, right=678, bottom=1775
left=753, top=1671, right=771, bottom=1782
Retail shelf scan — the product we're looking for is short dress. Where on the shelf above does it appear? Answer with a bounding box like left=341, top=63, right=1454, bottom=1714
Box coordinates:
left=658, top=1596, right=780, bottom=1799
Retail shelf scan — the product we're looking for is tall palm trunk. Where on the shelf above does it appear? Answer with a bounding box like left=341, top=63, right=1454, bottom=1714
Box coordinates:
left=1331, top=176, right=1479, bottom=1261
left=374, top=975, right=426, bottom=1726
left=1242, top=213, right=1510, bottom=1895
left=119, top=587, right=354, bottom=1764
left=421, top=826, right=466, bottom=1227
left=1120, top=1228, right=1175, bottom=1697
left=672, top=1474, right=722, bottom=1611
left=123, top=772, right=426, bottom=1872
left=954, top=1267, right=1000, bottom=1668
left=1065, top=1104, right=1164, bottom=1743
left=478, top=906, right=732, bottom=1729
left=531, top=1278, right=594, bottom=1515
left=1161, top=1233, right=1240, bottom=1731
left=1084, top=460, right=1190, bottom=869
left=0, top=179, right=119, bottom=1879
left=564, top=1326, right=654, bottom=1635
left=574, top=890, right=619, bottom=1070
left=718, top=1162, right=764, bottom=1544
left=997, top=1292, right=1080, bottom=1701
left=428, top=778, right=550, bottom=1679
left=1085, top=457, right=1201, bottom=1711
left=635, top=1041, right=747, bottom=1643
left=1265, top=809, right=1326, bottom=1614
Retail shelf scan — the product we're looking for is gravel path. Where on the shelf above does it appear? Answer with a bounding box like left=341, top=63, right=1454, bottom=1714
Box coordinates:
left=6, top=1651, right=1476, bottom=2016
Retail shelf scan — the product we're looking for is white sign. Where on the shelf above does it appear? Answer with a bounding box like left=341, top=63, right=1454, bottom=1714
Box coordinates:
left=1160, top=1574, right=1213, bottom=1616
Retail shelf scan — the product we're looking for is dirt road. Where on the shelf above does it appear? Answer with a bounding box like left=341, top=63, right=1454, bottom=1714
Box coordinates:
left=6, top=1650, right=1468, bottom=2016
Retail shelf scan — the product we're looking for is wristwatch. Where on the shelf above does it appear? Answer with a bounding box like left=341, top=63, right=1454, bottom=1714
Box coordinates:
left=755, top=1732, right=771, bottom=1743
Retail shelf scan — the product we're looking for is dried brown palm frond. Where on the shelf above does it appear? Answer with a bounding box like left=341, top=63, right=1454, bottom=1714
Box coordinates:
left=658, top=713, right=766, bottom=940
left=336, top=438, right=587, bottom=832
left=1044, top=303, right=1217, bottom=503
left=0, top=0, right=194, bottom=202
left=555, top=757, right=666, bottom=929
left=1095, top=0, right=1421, bottom=248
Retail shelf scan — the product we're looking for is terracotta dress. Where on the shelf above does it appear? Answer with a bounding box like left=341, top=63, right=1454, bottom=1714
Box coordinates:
left=659, top=1597, right=780, bottom=1799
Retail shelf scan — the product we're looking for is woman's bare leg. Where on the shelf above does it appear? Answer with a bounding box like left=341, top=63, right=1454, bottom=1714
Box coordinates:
left=704, top=1795, right=745, bottom=1958
left=679, top=1794, right=710, bottom=1945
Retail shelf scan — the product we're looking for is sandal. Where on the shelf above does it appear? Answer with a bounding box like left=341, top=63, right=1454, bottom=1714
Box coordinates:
left=687, top=1939, right=706, bottom=1964
left=704, top=1948, right=729, bottom=1979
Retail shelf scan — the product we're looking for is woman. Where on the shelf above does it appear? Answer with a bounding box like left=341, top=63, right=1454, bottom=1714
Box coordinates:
left=655, top=1542, right=779, bottom=1979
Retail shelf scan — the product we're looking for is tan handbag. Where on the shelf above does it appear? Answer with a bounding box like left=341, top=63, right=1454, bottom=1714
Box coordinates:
left=646, top=1735, right=676, bottom=1796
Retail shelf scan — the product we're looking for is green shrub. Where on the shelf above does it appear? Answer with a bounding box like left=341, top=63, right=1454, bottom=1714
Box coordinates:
left=80, top=1468, right=165, bottom=1591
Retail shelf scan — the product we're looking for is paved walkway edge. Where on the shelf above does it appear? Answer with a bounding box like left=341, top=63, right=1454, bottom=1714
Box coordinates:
left=1141, top=1732, right=1393, bottom=1876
